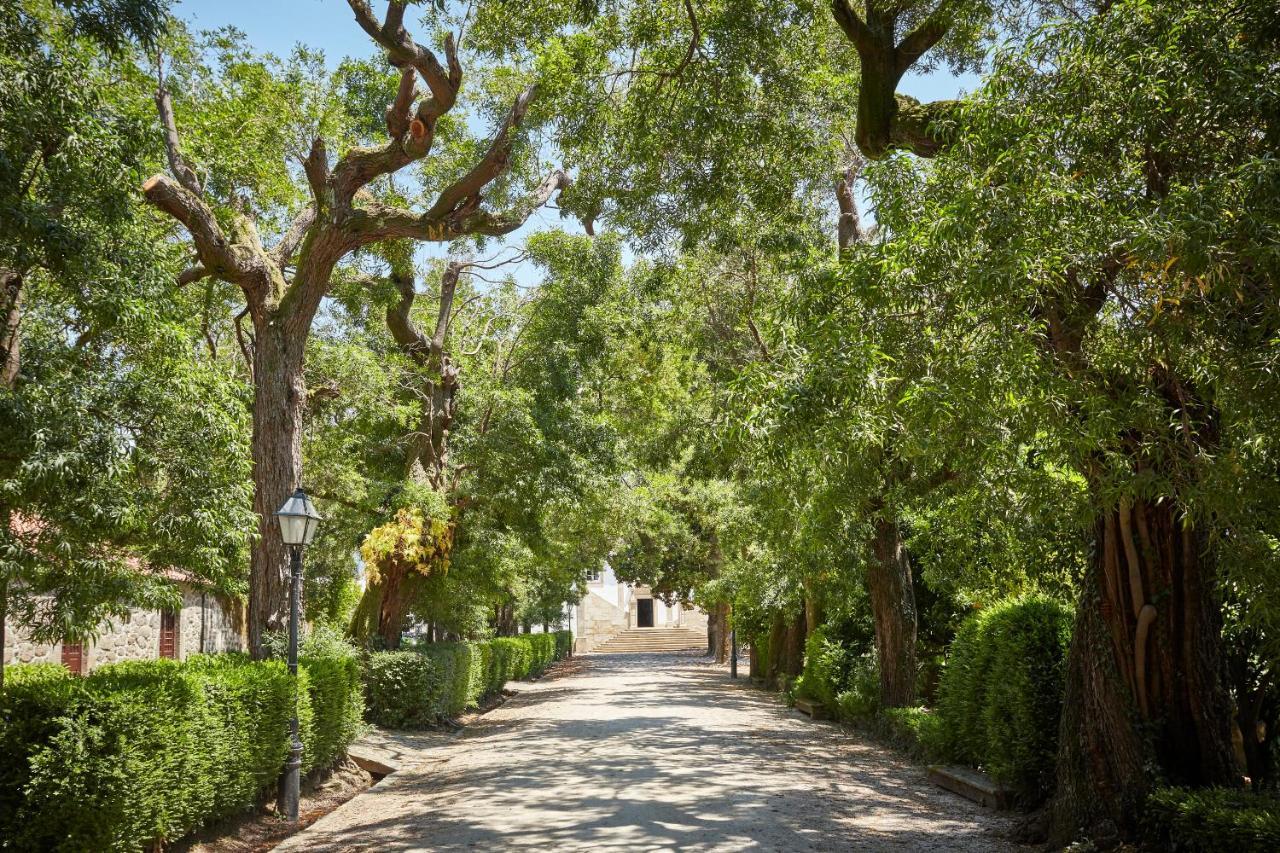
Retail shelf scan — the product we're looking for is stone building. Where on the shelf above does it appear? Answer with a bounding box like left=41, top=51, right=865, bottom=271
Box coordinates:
left=3, top=570, right=242, bottom=674
left=570, top=562, right=708, bottom=653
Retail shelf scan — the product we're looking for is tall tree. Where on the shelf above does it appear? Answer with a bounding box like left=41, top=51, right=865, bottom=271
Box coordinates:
left=143, top=1, right=574, bottom=656
left=864, top=0, right=1280, bottom=839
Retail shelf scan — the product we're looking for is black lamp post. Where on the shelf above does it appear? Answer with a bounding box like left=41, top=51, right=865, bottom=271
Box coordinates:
left=274, top=486, right=321, bottom=822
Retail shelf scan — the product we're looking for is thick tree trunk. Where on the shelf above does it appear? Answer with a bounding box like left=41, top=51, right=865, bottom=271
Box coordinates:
left=766, top=610, right=786, bottom=689
left=715, top=602, right=731, bottom=663
left=803, top=579, right=823, bottom=636
left=375, top=571, right=427, bottom=650
left=1, top=269, right=21, bottom=389
left=247, top=319, right=307, bottom=659
left=1050, top=501, right=1237, bottom=844
left=868, top=517, right=918, bottom=707
left=0, top=555, right=7, bottom=693
left=781, top=611, right=807, bottom=680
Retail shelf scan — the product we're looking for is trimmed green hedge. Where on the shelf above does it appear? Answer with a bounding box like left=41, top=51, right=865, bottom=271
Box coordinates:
left=0, top=650, right=363, bottom=852
left=937, top=593, right=1073, bottom=806
left=1143, top=787, right=1280, bottom=852
left=794, top=626, right=848, bottom=708
left=364, top=631, right=573, bottom=730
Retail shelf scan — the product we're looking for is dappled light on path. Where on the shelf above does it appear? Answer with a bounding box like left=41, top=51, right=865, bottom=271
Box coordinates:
left=277, top=652, right=1017, bottom=851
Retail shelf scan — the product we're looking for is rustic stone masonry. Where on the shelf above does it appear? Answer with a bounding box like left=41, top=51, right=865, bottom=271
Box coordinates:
left=3, top=583, right=242, bottom=672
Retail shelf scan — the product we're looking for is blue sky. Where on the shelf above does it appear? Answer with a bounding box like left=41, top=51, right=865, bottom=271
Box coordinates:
left=174, top=0, right=978, bottom=101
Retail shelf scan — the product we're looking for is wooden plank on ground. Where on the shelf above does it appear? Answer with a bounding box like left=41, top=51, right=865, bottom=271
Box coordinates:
left=927, top=765, right=1013, bottom=809
left=794, top=698, right=829, bottom=720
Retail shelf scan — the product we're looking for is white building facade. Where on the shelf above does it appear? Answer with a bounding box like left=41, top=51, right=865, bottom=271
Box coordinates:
left=569, top=562, right=708, bottom=653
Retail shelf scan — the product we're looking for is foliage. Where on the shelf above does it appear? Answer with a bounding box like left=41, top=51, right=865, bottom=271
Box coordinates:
left=0, top=646, right=363, bottom=851
left=363, top=632, right=571, bottom=729
left=937, top=594, right=1073, bottom=805
left=878, top=706, right=946, bottom=763
left=360, top=506, right=455, bottom=586
left=363, top=650, right=443, bottom=729
left=0, top=657, right=285, bottom=851
left=1143, top=787, right=1280, bottom=853
left=0, top=0, right=254, bottom=655
left=794, top=626, right=852, bottom=708
left=833, top=653, right=881, bottom=722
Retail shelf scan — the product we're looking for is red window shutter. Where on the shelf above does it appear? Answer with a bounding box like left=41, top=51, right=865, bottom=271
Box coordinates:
left=60, top=642, right=85, bottom=675
left=159, top=609, right=178, bottom=659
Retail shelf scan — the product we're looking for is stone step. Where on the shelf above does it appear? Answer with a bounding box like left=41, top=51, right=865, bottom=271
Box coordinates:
left=593, top=629, right=706, bottom=654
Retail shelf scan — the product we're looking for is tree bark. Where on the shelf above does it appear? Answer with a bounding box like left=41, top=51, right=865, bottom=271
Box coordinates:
left=781, top=610, right=807, bottom=680
left=1050, top=501, right=1238, bottom=844
left=766, top=610, right=786, bottom=689
left=246, top=316, right=306, bottom=658
left=803, top=577, right=823, bottom=636
left=868, top=517, right=918, bottom=707
left=830, top=1, right=958, bottom=159
left=715, top=602, right=731, bottom=663
left=1, top=269, right=21, bottom=390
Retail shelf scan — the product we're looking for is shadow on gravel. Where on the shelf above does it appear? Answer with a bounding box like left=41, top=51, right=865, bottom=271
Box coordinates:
left=286, top=651, right=1020, bottom=852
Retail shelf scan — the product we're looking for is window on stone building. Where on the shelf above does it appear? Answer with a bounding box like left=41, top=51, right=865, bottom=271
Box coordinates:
left=586, top=568, right=602, bottom=583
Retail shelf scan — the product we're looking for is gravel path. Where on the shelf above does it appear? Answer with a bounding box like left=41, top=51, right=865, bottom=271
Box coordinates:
left=276, top=651, right=1019, bottom=851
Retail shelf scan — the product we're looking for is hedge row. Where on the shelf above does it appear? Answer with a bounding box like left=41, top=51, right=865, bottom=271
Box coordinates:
left=936, top=593, right=1073, bottom=806
left=0, top=649, right=363, bottom=852
left=1143, top=786, right=1280, bottom=852
left=365, top=631, right=571, bottom=729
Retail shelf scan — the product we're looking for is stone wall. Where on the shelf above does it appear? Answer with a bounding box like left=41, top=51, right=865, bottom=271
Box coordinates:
left=576, top=589, right=630, bottom=653
left=87, top=609, right=164, bottom=668
left=179, top=588, right=241, bottom=656
left=3, top=585, right=242, bottom=672
left=2, top=634, right=60, bottom=667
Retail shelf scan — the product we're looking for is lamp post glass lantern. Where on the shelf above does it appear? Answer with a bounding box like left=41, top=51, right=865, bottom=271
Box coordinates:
left=274, top=487, right=321, bottom=822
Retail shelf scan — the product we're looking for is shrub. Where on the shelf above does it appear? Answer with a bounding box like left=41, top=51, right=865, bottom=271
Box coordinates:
left=0, top=656, right=297, bottom=852
left=833, top=652, right=881, bottom=722
left=363, top=650, right=442, bottom=729
left=1143, top=787, right=1280, bottom=853
left=364, top=633, right=574, bottom=730
left=795, top=626, right=850, bottom=708
left=936, top=593, right=1073, bottom=805
left=554, top=630, right=574, bottom=660
left=879, top=706, right=946, bottom=762
left=300, top=652, right=363, bottom=771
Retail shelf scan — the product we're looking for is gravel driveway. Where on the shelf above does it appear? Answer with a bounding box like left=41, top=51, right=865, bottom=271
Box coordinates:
left=276, top=651, right=1019, bottom=851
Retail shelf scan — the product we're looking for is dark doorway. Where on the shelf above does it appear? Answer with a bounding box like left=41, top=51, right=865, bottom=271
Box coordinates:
left=637, top=598, right=655, bottom=628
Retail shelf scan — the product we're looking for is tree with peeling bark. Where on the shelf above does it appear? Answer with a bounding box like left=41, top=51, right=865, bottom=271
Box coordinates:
left=142, top=0, right=577, bottom=657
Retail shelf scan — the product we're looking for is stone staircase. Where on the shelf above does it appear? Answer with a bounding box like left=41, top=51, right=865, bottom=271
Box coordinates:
left=591, top=627, right=706, bottom=654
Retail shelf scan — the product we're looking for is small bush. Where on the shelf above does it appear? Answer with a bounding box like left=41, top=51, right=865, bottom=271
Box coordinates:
left=364, top=633, right=574, bottom=730
left=937, top=593, right=1072, bottom=805
left=363, top=650, right=442, bottom=729
left=554, top=630, right=574, bottom=660
left=300, top=652, right=363, bottom=771
left=1143, top=787, right=1280, bottom=853
left=833, top=652, right=881, bottom=722
left=879, top=706, right=946, bottom=762
left=795, top=626, right=851, bottom=708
